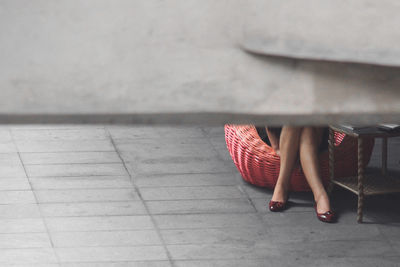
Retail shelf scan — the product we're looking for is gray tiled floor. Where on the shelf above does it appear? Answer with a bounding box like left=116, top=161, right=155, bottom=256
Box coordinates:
left=0, top=125, right=399, bottom=266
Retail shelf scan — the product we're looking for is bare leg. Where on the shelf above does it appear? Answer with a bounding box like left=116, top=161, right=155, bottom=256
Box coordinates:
left=299, top=127, right=331, bottom=213
left=271, top=126, right=303, bottom=202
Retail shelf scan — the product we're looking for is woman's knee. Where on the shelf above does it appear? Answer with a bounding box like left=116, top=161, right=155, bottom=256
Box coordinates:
left=282, top=126, right=303, bottom=135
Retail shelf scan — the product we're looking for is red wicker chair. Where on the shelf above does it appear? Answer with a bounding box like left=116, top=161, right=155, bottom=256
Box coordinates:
left=225, top=125, right=375, bottom=191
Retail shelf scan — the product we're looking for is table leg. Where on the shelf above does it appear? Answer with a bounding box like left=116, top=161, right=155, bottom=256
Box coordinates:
left=327, top=128, right=335, bottom=195
left=382, top=137, right=388, bottom=176
left=357, top=137, right=364, bottom=223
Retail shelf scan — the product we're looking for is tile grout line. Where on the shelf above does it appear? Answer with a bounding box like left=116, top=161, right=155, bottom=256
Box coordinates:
left=200, top=127, right=273, bottom=234
left=23, top=162, right=124, bottom=166
left=12, top=198, right=256, bottom=204
left=105, top=126, right=175, bottom=266
left=9, top=128, right=62, bottom=266
left=20, top=171, right=237, bottom=179
left=375, top=224, right=397, bottom=255
left=201, top=128, right=257, bottom=208
left=199, top=127, right=242, bottom=172
left=16, top=151, right=119, bottom=154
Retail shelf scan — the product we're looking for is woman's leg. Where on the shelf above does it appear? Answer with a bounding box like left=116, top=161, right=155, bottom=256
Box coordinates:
left=271, top=126, right=303, bottom=202
left=299, top=127, right=331, bottom=213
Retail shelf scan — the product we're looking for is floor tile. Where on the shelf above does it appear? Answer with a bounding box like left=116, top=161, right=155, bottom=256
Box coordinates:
left=154, top=213, right=264, bottom=229
left=25, top=164, right=127, bottom=177
left=266, top=224, right=383, bottom=244
left=240, top=184, right=274, bottom=199
left=125, top=157, right=233, bottom=175
left=0, top=178, right=31, bottom=190
left=0, top=153, right=23, bottom=164
left=0, top=142, right=18, bottom=153
left=0, top=204, right=41, bottom=219
left=386, top=240, right=400, bottom=254
left=173, top=257, right=400, bottom=267
left=173, top=259, right=278, bottom=267
left=378, top=224, right=400, bottom=241
left=12, top=128, right=108, bottom=141
left=161, top=227, right=267, bottom=245
left=40, top=202, right=147, bottom=217
left=114, top=139, right=217, bottom=159
left=0, top=191, right=36, bottom=204
left=167, top=243, right=279, bottom=260
left=30, top=176, right=132, bottom=190
left=200, top=127, right=225, bottom=137
left=51, top=230, right=162, bottom=247
left=146, top=199, right=255, bottom=215
left=56, top=246, right=168, bottom=262
left=0, top=218, right=47, bottom=233
left=0, top=233, right=52, bottom=248
left=21, top=152, right=121, bottom=165
left=2, top=264, right=60, bottom=267
left=108, top=125, right=205, bottom=140
left=276, top=239, right=396, bottom=257
left=0, top=154, right=27, bottom=178
left=208, top=136, right=234, bottom=163
left=0, top=248, right=58, bottom=264
left=134, top=173, right=240, bottom=188
left=0, top=166, right=27, bottom=179
left=0, top=129, right=13, bottom=141
left=139, top=186, right=245, bottom=200
left=35, top=189, right=139, bottom=203
left=10, top=125, right=103, bottom=130
left=60, top=262, right=171, bottom=267
left=16, top=140, right=115, bottom=153
left=46, top=216, right=154, bottom=232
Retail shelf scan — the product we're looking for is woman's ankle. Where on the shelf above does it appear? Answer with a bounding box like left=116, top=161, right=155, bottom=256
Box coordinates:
left=314, top=193, right=331, bottom=212
left=272, top=183, right=289, bottom=201
left=314, top=191, right=328, bottom=202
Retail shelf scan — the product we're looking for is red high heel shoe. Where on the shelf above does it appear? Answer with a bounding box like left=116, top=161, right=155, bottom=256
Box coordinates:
left=314, top=203, right=336, bottom=223
left=269, top=194, right=289, bottom=212
left=269, top=200, right=287, bottom=212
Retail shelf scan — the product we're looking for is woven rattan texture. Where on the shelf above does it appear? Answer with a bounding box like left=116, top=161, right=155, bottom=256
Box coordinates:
left=225, top=125, right=375, bottom=191
left=334, top=173, right=400, bottom=196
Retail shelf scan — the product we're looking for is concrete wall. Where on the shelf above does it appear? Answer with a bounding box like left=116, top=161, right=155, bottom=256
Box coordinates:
left=0, top=0, right=399, bottom=125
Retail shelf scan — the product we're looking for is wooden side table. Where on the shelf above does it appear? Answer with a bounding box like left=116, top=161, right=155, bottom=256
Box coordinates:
left=329, top=125, right=400, bottom=223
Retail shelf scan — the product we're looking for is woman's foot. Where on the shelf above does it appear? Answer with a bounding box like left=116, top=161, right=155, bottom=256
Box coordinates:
left=314, top=203, right=336, bottom=223
left=269, top=185, right=289, bottom=212
left=314, top=193, right=336, bottom=223
left=271, top=184, right=289, bottom=203
left=315, top=193, right=331, bottom=214
left=269, top=200, right=287, bottom=212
